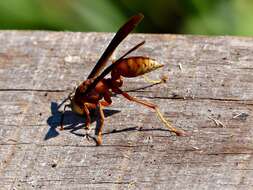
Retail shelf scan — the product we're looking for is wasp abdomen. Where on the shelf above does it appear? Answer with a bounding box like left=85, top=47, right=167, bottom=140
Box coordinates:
left=113, top=56, right=163, bottom=78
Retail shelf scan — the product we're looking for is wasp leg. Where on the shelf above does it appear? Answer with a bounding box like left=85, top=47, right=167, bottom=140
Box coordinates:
left=100, top=90, right=112, bottom=107
left=113, top=87, right=185, bottom=136
left=100, top=100, right=111, bottom=107
left=96, top=102, right=105, bottom=146
left=96, top=90, right=112, bottom=145
left=83, top=104, right=92, bottom=140
left=60, top=104, right=71, bottom=130
left=143, top=74, right=168, bottom=84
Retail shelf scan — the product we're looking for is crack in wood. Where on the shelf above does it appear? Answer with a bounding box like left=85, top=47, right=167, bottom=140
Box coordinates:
left=0, top=88, right=66, bottom=92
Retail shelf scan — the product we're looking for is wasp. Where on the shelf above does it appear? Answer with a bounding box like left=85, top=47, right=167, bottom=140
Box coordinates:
left=60, top=13, right=185, bottom=145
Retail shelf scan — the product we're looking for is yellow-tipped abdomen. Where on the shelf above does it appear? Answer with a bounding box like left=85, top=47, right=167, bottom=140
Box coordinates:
left=114, top=56, right=163, bottom=78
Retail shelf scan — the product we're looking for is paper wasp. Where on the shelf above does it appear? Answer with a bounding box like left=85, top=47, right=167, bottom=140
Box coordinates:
left=60, top=13, right=185, bottom=145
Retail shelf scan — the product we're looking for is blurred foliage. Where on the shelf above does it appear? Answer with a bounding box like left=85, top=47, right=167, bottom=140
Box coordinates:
left=0, top=0, right=253, bottom=35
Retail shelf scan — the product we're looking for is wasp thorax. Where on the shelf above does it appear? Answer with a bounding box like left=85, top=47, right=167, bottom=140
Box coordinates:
left=78, top=79, right=95, bottom=92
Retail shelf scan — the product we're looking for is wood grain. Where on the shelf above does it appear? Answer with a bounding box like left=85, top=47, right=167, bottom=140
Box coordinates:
left=0, top=31, right=252, bottom=190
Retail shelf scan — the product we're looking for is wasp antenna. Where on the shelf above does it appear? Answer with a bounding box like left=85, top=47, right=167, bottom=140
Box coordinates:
left=57, top=92, right=73, bottom=110
left=57, top=98, right=68, bottom=110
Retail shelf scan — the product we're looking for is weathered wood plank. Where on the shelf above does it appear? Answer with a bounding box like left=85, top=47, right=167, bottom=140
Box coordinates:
left=0, top=31, right=252, bottom=190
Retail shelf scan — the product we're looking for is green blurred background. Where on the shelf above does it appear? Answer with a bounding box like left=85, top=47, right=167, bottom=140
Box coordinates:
left=0, top=0, right=253, bottom=35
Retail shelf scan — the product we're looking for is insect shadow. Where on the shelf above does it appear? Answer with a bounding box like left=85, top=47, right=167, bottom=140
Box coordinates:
left=45, top=82, right=169, bottom=142
left=45, top=101, right=120, bottom=141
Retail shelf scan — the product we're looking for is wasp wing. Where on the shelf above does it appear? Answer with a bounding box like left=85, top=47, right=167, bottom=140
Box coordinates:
left=84, top=41, right=145, bottom=95
left=87, top=13, right=144, bottom=79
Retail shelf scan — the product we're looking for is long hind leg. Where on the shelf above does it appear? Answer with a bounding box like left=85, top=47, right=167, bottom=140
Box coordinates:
left=82, top=104, right=92, bottom=140
left=96, top=102, right=105, bottom=145
left=113, top=87, right=185, bottom=136
left=143, top=74, right=168, bottom=84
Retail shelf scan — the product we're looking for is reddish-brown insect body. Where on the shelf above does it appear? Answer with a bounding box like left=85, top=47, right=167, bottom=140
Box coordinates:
left=112, top=57, right=163, bottom=78
left=60, top=14, right=185, bottom=145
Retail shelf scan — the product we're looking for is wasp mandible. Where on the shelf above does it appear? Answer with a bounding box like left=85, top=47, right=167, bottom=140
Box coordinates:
left=60, top=13, right=185, bottom=145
